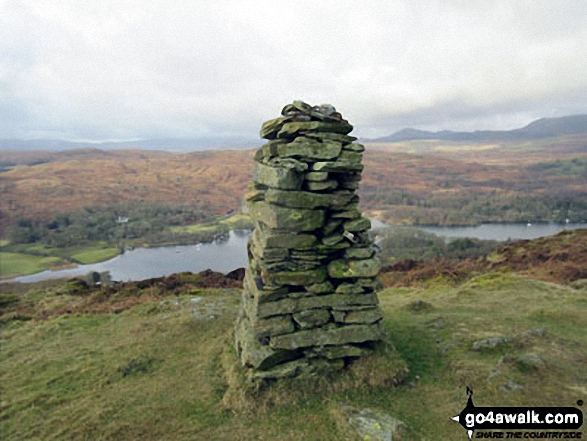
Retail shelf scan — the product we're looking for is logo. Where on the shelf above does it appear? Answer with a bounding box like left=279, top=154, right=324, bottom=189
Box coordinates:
left=451, top=387, right=583, bottom=440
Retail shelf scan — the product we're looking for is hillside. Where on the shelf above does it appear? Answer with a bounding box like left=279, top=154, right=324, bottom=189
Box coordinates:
left=369, top=114, right=587, bottom=143
left=380, top=229, right=587, bottom=287
left=1, top=134, right=586, bottom=233
left=1, top=231, right=585, bottom=440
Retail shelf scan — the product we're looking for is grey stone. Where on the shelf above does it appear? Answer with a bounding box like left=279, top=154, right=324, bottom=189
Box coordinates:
left=264, top=268, right=327, bottom=286
left=236, top=317, right=299, bottom=370
left=517, top=354, right=545, bottom=371
left=307, top=345, right=368, bottom=359
left=331, top=310, right=345, bottom=322
left=265, top=189, right=331, bottom=209
left=266, top=157, right=309, bottom=172
left=253, top=315, right=295, bottom=339
left=472, top=337, right=510, bottom=351
left=340, top=308, right=383, bottom=324
left=260, top=117, right=287, bottom=139
left=304, top=132, right=357, bottom=144
left=256, top=292, right=379, bottom=319
left=311, top=161, right=364, bottom=172
left=248, top=201, right=325, bottom=231
left=277, top=137, right=342, bottom=160
left=281, top=100, right=313, bottom=115
left=253, top=228, right=318, bottom=249
left=277, top=121, right=353, bottom=138
left=306, top=281, right=334, bottom=294
left=300, top=293, right=378, bottom=310
left=270, top=323, right=385, bottom=350
left=249, top=359, right=307, bottom=381
left=335, top=283, right=366, bottom=295
left=293, top=309, right=331, bottom=329
left=339, top=404, right=406, bottom=441
left=321, top=234, right=345, bottom=246
left=305, top=171, right=329, bottom=182
left=344, top=247, right=375, bottom=259
left=323, top=219, right=343, bottom=236
left=502, top=379, right=523, bottom=393
left=304, top=180, right=339, bottom=191
left=338, top=150, right=363, bottom=163
left=254, top=163, right=303, bottom=190
left=328, top=258, right=381, bottom=278
left=330, top=210, right=360, bottom=219
left=244, top=271, right=289, bottom=303
left=344, top=217, right=371, bottom=232
left=342, top=143, right=365, bottom=152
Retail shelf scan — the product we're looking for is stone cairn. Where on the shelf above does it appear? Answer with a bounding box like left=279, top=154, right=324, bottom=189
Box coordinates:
left=235, top=101, right=385, bottom=382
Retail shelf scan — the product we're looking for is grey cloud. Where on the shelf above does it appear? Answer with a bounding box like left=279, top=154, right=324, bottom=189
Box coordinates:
left=1, top=0, right=586, bottom=142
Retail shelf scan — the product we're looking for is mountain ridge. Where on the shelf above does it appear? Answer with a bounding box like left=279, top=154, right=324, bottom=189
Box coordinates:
left=367, top=114, right=587, bottom=143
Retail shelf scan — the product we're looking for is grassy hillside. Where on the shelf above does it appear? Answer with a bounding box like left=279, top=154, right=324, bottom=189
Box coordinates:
left=1, top=232, right=585, bottom=440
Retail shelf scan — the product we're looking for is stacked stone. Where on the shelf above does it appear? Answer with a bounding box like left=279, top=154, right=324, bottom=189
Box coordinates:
left=235, top=101, right=385, bottom=382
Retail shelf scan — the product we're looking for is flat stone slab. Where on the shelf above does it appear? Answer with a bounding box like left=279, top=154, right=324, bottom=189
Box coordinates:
left=344, top=217, right=371, bottom=232
left=277, top=137, right=342, bottom=160
left=256, top=292, right=379, bottom=319
left=236, top=317, right=300, bottom=370
left=270, top=323, right=385, bottom=350
left=260, top=117, right=288, bottom=139
left=304, top=180, right=339, bottom=191
left=311, top=161, right=364, bottom=172
left=305, top=171, right=329, bottom=182
left=265, top=189, right=332, bottom=209
left=254, top=163, right=303, bottom=190
left=277, top=121, right=353, bottom=138
left=253, top=228, right=318, bottom=249
left=248, top=201, right=325, bottom=231
left=328, top=258, right=381, bottom=278
left=252, top=315, right=295, bottom=339
left=265, top=268, right=327, bottom=286
left=344, top=247, right=375, bottom=259
left=306, top=345, right=368, bottom=359
left=293, top=309, right=331, bottom=329
left=304, top=132, right=357, bottom=144
left=335, top=308, right=383, bottom=325
left=342, top=142, right=365, bottom=152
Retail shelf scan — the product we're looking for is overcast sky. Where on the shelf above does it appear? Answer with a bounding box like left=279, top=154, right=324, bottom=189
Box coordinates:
left=1, top=0, right=586, bottom=142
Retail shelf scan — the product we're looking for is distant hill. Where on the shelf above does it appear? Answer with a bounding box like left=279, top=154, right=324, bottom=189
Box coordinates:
left=0, top=137, right=257, bottom=152
left=368, top=114, right=587, bottom=143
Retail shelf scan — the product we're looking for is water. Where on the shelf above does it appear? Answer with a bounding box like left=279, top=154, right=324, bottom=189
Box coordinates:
left=417, top=222, right=587, bottom=241
left=8, top=222, right=586, bottom=284
left=12, top=230, right=251, bottom=284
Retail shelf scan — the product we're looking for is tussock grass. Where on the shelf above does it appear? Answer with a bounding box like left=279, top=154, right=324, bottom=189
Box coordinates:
left=1, top=271, right=585, bottom=439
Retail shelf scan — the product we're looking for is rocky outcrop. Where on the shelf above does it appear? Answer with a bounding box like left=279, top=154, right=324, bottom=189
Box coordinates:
left=235, top=101, right=385, bottom=381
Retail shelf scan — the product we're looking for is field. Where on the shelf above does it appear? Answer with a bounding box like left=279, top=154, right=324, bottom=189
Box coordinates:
left=0, top=252, right=63, bottom=277
left=1, top=231, right=585, bottom=440
left=0, top=242, right=120, bottom=279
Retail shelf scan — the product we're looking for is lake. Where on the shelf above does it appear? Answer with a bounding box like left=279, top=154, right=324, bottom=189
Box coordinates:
left=9, top=222, right=586, bottom=283
left=13, top=230, right=251, bottom=284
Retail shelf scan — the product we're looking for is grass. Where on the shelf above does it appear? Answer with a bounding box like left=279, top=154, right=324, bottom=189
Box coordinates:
left=170, top=213, right=252, bottom=235
left=0, top=252, right=63, bottom=277
left=69, top=247, right=119, bottom=264
left=1, top=270, right=585, bottom=440
left=0, top=242, right=121, bottom=278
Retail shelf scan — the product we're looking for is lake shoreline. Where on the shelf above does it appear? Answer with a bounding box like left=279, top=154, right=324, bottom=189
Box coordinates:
left=3, top=222, right=586, bottom=284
